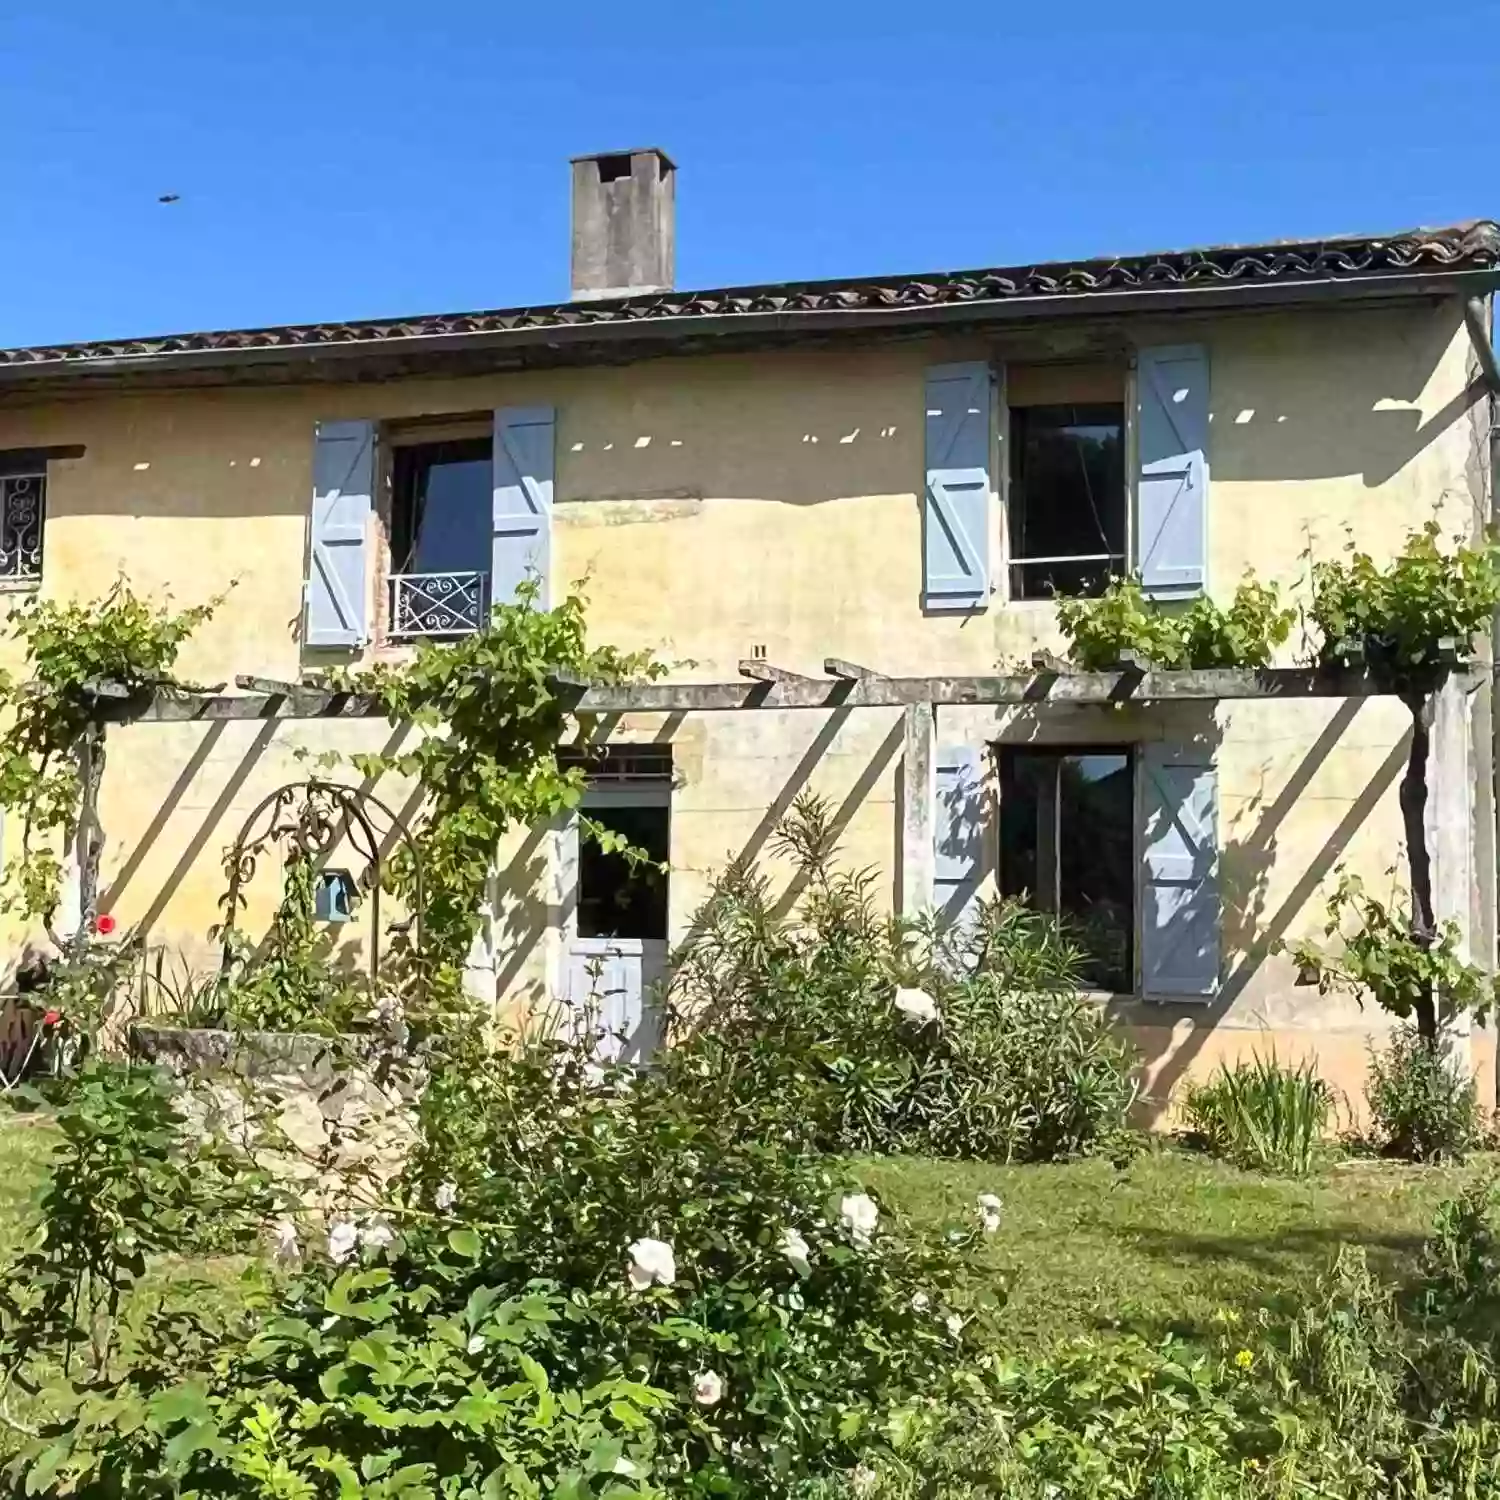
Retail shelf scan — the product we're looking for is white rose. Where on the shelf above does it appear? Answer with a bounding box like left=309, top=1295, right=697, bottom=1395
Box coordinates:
left=434, top=1181, right=458, bottom=1212
left=946, top=1312, right=965, bottom=1339
left=360, top=1217, right=395, bottom=1252
left=893, top=986, right=939, bottom=1025
left=626, top=1237, right=676, bottom=1291
left=911, top=1291, right=930, bottom=1311
left=327, top=1217, right=359, bottom=1265
left=976, top=1193, right=1002, bottom=1234
left=839, top=1193, right=879, bottom=1250
left=779, top=1226, right=812, bottom=1277
left=692, top=1370, right=724, bottom=1407
left=271, top=1218, right=299, bottom=1265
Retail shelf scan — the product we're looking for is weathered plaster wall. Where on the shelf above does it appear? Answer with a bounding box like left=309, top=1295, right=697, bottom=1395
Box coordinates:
left=0, top=297, right=1489, bottom=1117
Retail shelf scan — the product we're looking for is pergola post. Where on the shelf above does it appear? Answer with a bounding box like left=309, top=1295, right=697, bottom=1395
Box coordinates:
left=1431, top=673, right=1473, bottom=956
left=900, top=702, right=935, bottom=916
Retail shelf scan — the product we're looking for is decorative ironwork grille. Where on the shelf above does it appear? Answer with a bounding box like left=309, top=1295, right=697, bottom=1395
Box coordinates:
left=0, top=474, right=44, bottom=583
left=558, top=745, right=674, bottom=784
left=390, top=570, right=486, bottom=637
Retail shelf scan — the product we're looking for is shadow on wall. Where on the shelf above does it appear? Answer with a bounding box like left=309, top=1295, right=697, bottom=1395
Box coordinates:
left=1115, top=700, right=1412, bottom=1126
left=1209, top=308, right=1481, bottom=488
left=41, top=391, right=315, bottom=521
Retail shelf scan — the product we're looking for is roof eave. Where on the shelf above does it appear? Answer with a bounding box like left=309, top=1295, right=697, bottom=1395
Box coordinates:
left=1, top=265, right=1494, bottom=391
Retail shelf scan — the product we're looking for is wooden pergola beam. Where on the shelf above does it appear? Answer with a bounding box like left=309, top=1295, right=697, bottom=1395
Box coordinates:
left=106, top=664, right=1468, bottom=724
left=824, top=658, right=878, bottom=680
left=737, top=659, right=816, bottom=685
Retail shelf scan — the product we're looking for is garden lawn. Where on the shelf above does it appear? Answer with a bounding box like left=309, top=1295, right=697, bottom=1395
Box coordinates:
left=0, top=1116, right=1484, bottom=1359
left=865, top=1147, right=1491, bottom=1351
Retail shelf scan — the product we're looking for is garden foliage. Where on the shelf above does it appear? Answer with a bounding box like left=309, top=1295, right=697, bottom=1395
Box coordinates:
left=1181, top=1053, right=1332, bottom=1176
left=665, top=796, right=1139, bottom=1164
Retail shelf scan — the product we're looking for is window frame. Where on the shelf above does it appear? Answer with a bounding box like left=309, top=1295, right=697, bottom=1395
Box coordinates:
left=996, top=741, right=1139, bottom=996
left=996, top=361, right=1135, bottom=606
left=0, top=466, right=47, bottom=591
left=375, top=417, right=493, bottom=645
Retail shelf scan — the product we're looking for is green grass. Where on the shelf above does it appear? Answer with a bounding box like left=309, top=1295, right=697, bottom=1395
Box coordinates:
left=865, top=1146, right=1490, bottom=1350
left=0, top=1111, right=59, bottom=1249
left=0, top=1116, right=1485, bottom=1369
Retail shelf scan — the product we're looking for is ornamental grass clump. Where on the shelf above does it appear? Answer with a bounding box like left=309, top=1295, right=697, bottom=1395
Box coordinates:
left=1181, top=1052, right=1333, bottom=1176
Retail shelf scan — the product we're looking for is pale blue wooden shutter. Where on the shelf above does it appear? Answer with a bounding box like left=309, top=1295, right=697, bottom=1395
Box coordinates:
left=934, top=744, right=985, bottom=921
left=1140, top=745, right=1220, bottom=998
left=305, top=419, right=374, bottom=647
left=493, top=406, right=555, bottom=609
left=1136, top=345, right=1209, bottom=598
left=923, top=363, right=992, bottom=611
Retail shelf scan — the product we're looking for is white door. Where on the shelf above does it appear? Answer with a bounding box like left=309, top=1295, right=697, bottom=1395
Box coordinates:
left=565, top=936, right=667, bottom=1062
left=562, top=778, right=671, bottom=1063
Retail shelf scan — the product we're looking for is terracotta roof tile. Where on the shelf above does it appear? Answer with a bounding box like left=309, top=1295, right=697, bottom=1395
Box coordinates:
left=2, top=222, right=1495, bottom=375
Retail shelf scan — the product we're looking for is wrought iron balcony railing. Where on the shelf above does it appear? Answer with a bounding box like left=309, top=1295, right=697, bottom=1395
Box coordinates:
left=389, top=570, right=487, bottom=638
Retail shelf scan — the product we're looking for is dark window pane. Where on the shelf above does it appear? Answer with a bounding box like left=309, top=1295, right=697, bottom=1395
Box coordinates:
left=1008, top=404, right=1125, bottom=601
left=578, top=803, right=670, bottom=940
left=999, top=746, right=1134, bottom=992
left=1057, top=753, right=1133, bottom=991
left=391, top=438, right=493, bottom=576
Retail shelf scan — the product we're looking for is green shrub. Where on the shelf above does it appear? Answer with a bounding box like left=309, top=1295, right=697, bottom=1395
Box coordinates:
left=1055, top=575, right=1294, bottom=672
left=1419, top=1177, right=1500, bottom=1333
left=0, top=1058, right=271, bottom=1391
left=1309, top=522, right=1500, bottom=673
left=11, top=1030, right=998, bottom=1496
left=667, top=804, right=1138, bottom=1164
left=1366, top=1025, right=1481, bottom=1162
left=826, top=1239, right=1500, bottom=1500
left=1180, top=1053, right=1332, bottom=1175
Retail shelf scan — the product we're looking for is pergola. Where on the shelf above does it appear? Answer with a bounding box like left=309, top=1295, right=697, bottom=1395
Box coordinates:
left=90, top=653, right=1478, bottom=931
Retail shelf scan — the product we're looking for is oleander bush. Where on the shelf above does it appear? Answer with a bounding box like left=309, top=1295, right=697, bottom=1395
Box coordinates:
left=664, top=795, right=1139, bottom=1164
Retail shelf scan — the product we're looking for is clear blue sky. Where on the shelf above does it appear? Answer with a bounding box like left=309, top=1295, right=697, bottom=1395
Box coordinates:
left=1, top=1, right=1492, bottom=348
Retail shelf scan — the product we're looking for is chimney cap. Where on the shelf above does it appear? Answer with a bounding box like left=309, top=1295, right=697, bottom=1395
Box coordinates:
left=570, top=146, right=676, bottom=170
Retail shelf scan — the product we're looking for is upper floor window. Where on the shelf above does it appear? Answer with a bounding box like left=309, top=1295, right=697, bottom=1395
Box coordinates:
left=1007, top=402, right=1125, bottom=600
left=388, top=437, right=491, bottom=637
left=0, top=471, right=45, bottom=585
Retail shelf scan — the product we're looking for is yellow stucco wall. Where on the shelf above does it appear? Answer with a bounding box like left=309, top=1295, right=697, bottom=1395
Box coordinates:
left=0, top=296, right=1490, bottom=1119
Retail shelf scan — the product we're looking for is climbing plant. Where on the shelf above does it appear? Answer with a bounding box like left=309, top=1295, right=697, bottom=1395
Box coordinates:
left=1309, top=522, right=1500, bottom=677
left=0, top=583, right=223, bottom=940
left=1055, top=574, right=1295, bottom=671
left=1304, top=525, right=1500, bottom=1052
left=339, top=579, right=662, bottom=1047
left=1289, top=870, right=1496, bottom=1045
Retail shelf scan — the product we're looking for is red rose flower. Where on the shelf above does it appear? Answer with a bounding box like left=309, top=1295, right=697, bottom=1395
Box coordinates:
left=94, top=913, right=117, bottom=936
left=41, top=1010, right=62, bottom=1028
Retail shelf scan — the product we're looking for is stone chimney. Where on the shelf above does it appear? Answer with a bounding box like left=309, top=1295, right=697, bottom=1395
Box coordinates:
left=570, top=149, right=675, bottom=301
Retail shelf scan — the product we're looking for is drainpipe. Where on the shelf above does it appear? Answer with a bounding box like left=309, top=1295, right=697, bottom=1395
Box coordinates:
left=1466, top=297, right=1500, bottom=397
left=1467, top=295, right=1500, bottom=1109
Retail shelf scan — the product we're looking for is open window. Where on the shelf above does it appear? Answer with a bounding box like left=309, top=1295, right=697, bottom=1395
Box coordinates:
left=578, top=802, right=670, bottom=940
left=998, top=745, right=1134, bottom=991
left=1006, top=392, right=1126, bottom=601
left=388, top=437, right=492, bottom=637
left=562, top=746, right=672, bottom=940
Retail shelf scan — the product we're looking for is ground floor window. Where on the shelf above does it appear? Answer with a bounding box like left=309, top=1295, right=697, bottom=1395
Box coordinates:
left=997, top=745, right=1134, bottom=992
left=577, top=800, right=670, bottom=940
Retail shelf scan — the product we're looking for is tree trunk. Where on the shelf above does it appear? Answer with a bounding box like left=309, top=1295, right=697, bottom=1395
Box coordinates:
left=1399, top=691, right=1439, bottom=1045
left=69, top=720, right=106, bottom=963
